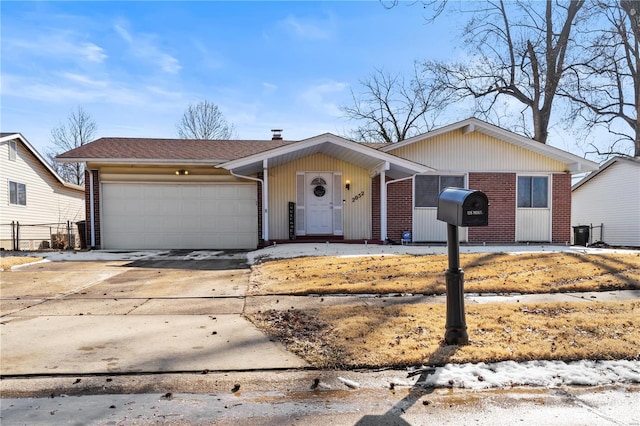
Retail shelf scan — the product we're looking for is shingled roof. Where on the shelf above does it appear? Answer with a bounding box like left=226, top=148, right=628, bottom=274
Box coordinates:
left=56, top=137, right=294, bottom=163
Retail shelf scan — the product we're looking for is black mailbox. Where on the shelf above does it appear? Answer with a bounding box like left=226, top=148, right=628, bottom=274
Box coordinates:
left=437, top=188, right=488, bottom=227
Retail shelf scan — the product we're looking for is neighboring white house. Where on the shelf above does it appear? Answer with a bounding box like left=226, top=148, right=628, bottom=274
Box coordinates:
left=572, top=156, right=640, bottom=247
left=0, top=133, right=85, bottom=250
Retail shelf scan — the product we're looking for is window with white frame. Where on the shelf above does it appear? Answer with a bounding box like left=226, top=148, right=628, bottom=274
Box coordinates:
left=9, top=140, right=17, bottom=161
left=414, top=174, right=465, bottom=207
left=517, top=176, right=548, bottom=208
left=9, top=181, right=26, bottom=206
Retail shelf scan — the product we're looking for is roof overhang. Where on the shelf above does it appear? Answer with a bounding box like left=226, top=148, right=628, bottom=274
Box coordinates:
left=572, top=156, right=640, bottom=191
left=219, top=133, right=432, bottom=178
left=382, top=118, right=599, bottom=174
left=0, top=133, right=83, bottom=191
left=57, top=158, right=224, bottom=166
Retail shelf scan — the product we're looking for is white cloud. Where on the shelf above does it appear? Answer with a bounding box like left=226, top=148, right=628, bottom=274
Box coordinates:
left=80, top=42, right=108, bottom=63
left=280, top=14, right=334, bottom=40
left=299, top=80, right=349, bottom=116
left=5, top=32, right=106, bottom=64
left=60, top=72, right=108, bottom=88
left=113, top=21, right=182, bottom=74
left=191, top=39, right=223, bottom=70
left=262, top=82, right=278, bottom=95
left=2, top=72, right=183, bottom=108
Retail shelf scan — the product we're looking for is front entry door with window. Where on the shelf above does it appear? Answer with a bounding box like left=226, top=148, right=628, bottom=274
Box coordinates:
left=306, top=173, right=333, bottom=234
left=295, top=172, right=343, bottom=236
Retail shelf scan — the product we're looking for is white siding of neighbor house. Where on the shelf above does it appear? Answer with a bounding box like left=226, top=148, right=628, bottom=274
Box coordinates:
left=0, top=139, right=84, bottom=249
left=572, top=161, right=640, bottom=247
left=388, top=129, right=567, bottom=172
left=267, top=153, right=372, bottom=240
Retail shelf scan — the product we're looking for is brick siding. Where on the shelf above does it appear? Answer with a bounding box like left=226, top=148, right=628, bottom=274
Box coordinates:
left=551, top=173, right=572, bottom=243
left=386, top=179, right=413, bottom=243
left=468, top=173, right=516, bottom=243
left=84, top=169, right=101, bottom=248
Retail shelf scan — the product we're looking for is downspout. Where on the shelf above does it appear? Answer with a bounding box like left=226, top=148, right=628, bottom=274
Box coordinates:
left=229, top=166, right=268, bottom=242
left=88, top=166, right=96, bottom=248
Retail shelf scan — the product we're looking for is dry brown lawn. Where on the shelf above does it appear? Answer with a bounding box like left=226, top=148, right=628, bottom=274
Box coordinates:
left=0, top=256, right=42, bottom=271
left=247, top=252, right=640, bottom=368
left=250, top=252, right=640, bottom=295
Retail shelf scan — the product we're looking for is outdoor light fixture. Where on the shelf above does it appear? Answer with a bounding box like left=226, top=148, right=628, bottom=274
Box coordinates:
left=345, top=180, right=351, bottom=191
left=176, top=169, right=189, bottom=175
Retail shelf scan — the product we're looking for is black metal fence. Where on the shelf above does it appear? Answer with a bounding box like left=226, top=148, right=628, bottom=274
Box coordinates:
left=0, top=221, right=81, bottom=251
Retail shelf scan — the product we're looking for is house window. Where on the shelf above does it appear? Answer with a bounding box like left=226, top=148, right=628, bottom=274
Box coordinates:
left=9, top=181, right=26, bottom=206
left=517, top=176, right=548, bottom=208
left=8, top=140, right=17, bottom=161
left=415, top=174, right=465, bottom=207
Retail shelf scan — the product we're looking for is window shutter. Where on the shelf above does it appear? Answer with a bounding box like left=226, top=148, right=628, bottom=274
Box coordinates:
left=333, top=173, right=343, bottom=236
left=295, top=172, right=305, bottom=235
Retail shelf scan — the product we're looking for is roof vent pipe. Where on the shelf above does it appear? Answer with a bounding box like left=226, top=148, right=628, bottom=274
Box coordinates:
left=271, top=129, right=283, bottom=140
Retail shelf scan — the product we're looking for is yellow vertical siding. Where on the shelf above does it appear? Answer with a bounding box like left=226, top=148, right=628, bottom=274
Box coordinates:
left=389, top=129, right=566, bottom=172
left=268, top=153, right=371, bottom=240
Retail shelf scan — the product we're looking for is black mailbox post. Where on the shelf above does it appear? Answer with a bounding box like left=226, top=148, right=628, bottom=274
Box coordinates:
left=437, top=188, right=489, bottom=345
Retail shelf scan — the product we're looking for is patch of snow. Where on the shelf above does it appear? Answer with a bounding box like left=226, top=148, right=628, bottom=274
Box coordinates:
left=412, top=360, right=640, bottom=390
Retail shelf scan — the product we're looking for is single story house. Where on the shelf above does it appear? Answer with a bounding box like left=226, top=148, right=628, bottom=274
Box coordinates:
left=1, top=133, right=85, bottom=250
left=56, top=118, right=598, bottom=250
left=572, top=156, right=640, bottom=247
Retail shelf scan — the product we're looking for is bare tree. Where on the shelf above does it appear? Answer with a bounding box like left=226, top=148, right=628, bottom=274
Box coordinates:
left=423, top=0, right=586, bottom=144
left=341, top=67, right=445, bottom=143
left=47, top=106, right=97, bottom=185
left=176, top=100, right=236, bottom=140
left=563, top=0, right=640, bottom=158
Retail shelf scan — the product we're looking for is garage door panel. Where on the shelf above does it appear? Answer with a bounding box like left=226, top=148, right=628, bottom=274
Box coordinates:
left=144, top=203, right=163, bottom=214
left=216, top=186, right=237, bottom=198
left=182, top=200, right=201, bottom=215
left=161, top=216, right=182, bottom=232
left=162, top=203, right=181, bottom=215
left=102, top=183, right=257, bottom=249
left=182, top=219, right=202, bottom=232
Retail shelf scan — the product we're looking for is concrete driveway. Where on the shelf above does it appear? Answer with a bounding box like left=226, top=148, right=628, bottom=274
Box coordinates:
left=0, top=253, right=307, bottom=376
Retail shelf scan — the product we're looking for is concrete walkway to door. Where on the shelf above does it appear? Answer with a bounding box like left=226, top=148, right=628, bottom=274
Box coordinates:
left=0, top=250, right=307, bottom=377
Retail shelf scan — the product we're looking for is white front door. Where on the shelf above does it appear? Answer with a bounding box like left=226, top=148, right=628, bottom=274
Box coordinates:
left=305, top=172, right=334, bottom=235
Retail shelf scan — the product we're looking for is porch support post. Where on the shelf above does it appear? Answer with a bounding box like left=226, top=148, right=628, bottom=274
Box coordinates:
left=380, top=161, right=389, bottom=242
left=263, top=159, right=269, bottom=242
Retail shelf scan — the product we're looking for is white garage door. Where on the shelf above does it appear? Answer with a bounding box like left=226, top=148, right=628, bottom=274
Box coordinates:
left=101, top=183, right=258, bottom=249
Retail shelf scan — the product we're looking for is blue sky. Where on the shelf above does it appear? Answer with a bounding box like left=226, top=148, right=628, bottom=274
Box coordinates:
left=1, top=1, right=464, bottom=153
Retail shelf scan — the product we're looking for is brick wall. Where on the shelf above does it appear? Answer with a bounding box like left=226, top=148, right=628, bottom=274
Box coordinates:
left=371, top=172, right=572, bottom=245
left=371, top=176, right=414, bottom=243
left=468, top=173, right=516, bottom=243
left=84, top=169, right=101, bottom=248
left=551, top=173, right=571, bottom=243
left=386, top=179, right=413, bottom=243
